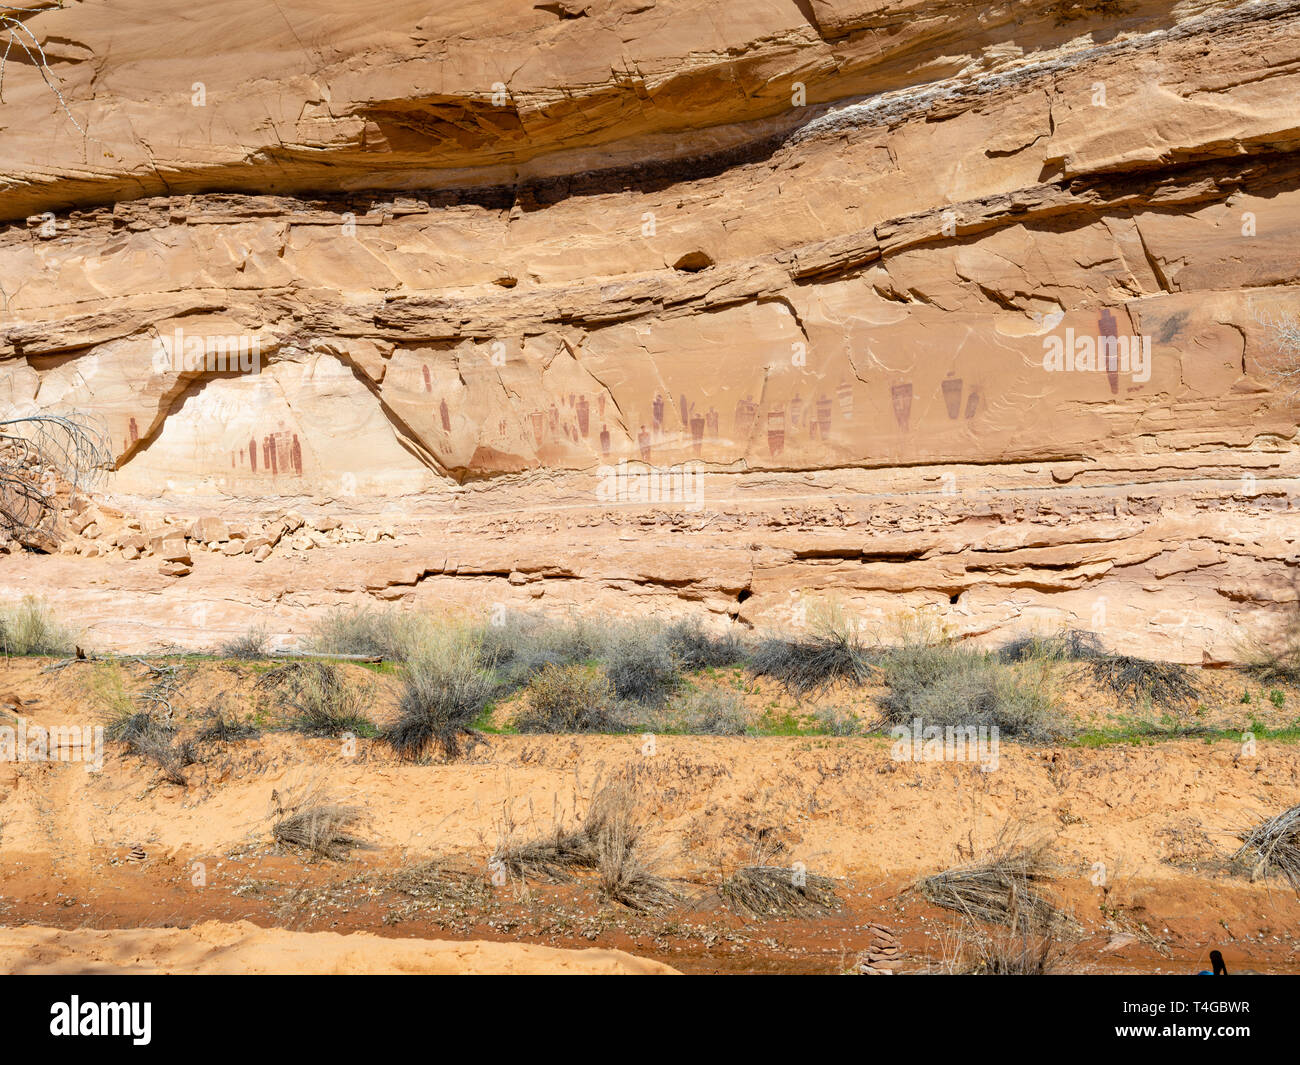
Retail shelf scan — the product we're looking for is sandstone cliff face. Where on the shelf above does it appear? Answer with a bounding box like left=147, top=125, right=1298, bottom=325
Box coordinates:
left=1, top=0, right=1298, bottom=655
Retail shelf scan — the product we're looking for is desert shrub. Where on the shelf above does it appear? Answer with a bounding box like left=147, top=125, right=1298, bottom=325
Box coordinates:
left=601, top=620, right=683, bottom=706
left=0, top=597, right=76, bottom=656
left=664, top=619, right=747, bottom=670
left=89, top=663, right=137, bottom=721
left=473, top=612, right=528, bottom=670
left=104, top=707, right=193, bottom=785
left=997, top=628, right=1103, bottom=664
left=1084, top=654, right=1200, bottom=710
left=271, top=779, right=372, bottom=861
left=810, top=704, right=863, bottom=736
left=219, top=624, right=270, bottom=659
left=878, top=638, right=1066, bottom=742
left=308, top=606, right=425, bottom=661
left=478, top=613, right=742, bottom=700
left=748, top=611, right=875, bottom=698
left=656, top=687, right=751, bottom=736
left=1257, top=306, right=1300, bottom=399
left=480, top=613, right=600, bottom=691
left=145, top=735, right=197, bottom=786
left=514, top=663, right=618, bottom=733
left=280, top=662, right=375, bottom=737
left=386, top=629, right=495, bottom=760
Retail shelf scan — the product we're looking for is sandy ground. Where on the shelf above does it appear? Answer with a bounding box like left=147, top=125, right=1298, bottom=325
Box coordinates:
left=3, top=656, right=1300, bottom=973
left=0, top=921, right=676, bottom=974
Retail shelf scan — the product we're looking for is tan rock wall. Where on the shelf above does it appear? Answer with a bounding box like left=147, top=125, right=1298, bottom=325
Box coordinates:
left=0, top=0, right=1297, bottom=653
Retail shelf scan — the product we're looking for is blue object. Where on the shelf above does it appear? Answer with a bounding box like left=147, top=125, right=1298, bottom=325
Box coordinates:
left=1196, top=950, right=1227, bottom=975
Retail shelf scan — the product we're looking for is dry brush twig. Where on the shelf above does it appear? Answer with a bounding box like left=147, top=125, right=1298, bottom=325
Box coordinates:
left=0, top=3, right=86, bottom=133
left=0, top=412, right=111, bottom=549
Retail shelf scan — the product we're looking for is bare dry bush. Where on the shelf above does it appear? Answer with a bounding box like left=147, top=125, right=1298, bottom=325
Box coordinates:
left=916, top=826, right=1064, bottom=932
left=494, top=768, right=679, bottom=912
left=0, top=412, right=109, bottom=550
left=1234, top=803, right=1300, bottom=892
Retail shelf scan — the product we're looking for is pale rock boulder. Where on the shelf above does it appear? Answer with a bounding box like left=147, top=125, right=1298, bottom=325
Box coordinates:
left=188, top=517, right=230, bottom=543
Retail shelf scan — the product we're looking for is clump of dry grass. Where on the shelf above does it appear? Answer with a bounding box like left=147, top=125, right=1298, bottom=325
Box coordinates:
left=276, top=661, right=376, bottom=737
left=0, top=597, right=77, bottom=656
left=104, top=706, right=194, bottom=786
left=1233, top=803, right=1300, bottom=891
left=720, top=864, right=839, bottom=918
left=586, top=776, right=681, bottom=911
left=194, top=691, right=261, bottom=744
left=270, top=779, right=372, bottom=861
left=717, top=832, right=839, bottom=917
left=1239, top=625, right=1300, bottom=684
left=492, top=822, right=592, bottom=883
left=940, top=918, right=1068, bottom=975
left=922, top=826, right=1075, bottom=974
left=916, top=828, right=1063, bottom=932
left=136, top=729, right=196, bottom=786
left=493, top=769, right=679, bottom=912
left=593, top=821, right=680, bottom=913
left=103, top=705, right=160, bottom=745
